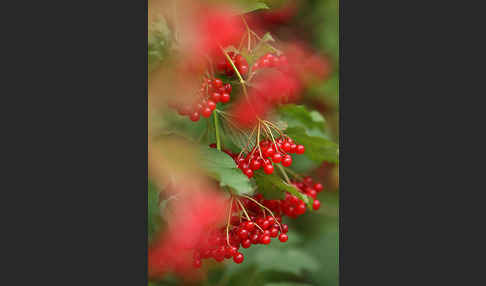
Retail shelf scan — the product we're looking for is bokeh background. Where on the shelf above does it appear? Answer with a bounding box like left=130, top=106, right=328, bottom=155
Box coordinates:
left=148, top=0, right=339, bottom=285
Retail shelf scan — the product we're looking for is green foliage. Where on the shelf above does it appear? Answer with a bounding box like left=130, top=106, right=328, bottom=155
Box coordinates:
left=239, top=1, right=270, bottom=14
left=241, top=32, right=279, bottom=67
left=278, top=104, right=328, bottom=139
left=218, top=236, right=319, bottom=286
left=148, top=180, right=160, bottom=245
left=200, top=147, right=254, bottom=196
left=254, top=171, right=286, bottom=200
left=254, top=248, right=319, bottom=275
left=148, top=17, right=172, bottom=72
left=286, top=127, right=338, bottom=164
left=254, top=169, right=313, bottom=210
left=276, top=104, right=338, bottom=164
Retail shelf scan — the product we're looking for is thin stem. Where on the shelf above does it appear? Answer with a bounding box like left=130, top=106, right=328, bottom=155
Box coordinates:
left=284, top=167, right=303, bottom=180
left=257, top=122, right=263, bottom=159
left=277, top=164, right=291, bottom=184
left=214, top=112, right=221, bottom=151
left=262, top=121, right=277, bottom=146
left=236, top=198, right=264, bottom=232
left=241, top=195, right=283, bottom=232
left=263, top=120, right=286, bottom=138
left=220, top=47, right=250, bottom=100
left=226, top=197, right=233, bottom=246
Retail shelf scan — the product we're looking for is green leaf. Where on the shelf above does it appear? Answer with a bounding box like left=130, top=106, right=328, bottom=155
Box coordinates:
left=240, top=32, right=278, bottom=67
left=239, top=2, right=270, bottom=14
left=254, top=248, right=320, bottom=275
left=254, top=171, right=286, bottom=200
left=254, top=169, right=313, bottom=210
left=285, top=127, right=338, bottom=164
left=148, top=17, right=172, bottom=72
left=148, top=180, right=161, bottom=244
left=277, top=104, right=328, bottom=139
left=261, top=32, right=276, bottom=42
left=200, top=147, right=254, bottom=196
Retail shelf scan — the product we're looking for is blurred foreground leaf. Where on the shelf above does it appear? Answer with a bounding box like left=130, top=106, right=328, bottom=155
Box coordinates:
left=148, top=180, right=160, bottom=245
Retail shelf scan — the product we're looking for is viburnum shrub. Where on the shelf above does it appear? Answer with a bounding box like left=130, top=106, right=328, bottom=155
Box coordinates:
left=148, top=1, right=338, bottom=283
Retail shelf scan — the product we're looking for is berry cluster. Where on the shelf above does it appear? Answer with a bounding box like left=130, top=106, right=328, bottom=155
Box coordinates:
left=190, top=179, right=323, bottom=268
left=216, top=52, right=249, bottom=77
left=252, top=53, right=288, bottom=71
left=234, top=136, right=305, bottom=178
left=192, top=195, right=289, bottom=268
left=174, top=78, right=232, bottom=122
left=254, top=186, right=321, bottom=220
left=292, top=176, right=324, bottom=201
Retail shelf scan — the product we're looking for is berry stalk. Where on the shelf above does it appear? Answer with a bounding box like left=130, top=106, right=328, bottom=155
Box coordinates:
left=214, top=111, right=222, bottom=151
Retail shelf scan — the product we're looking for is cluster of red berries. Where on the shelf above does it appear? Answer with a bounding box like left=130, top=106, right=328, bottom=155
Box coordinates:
left=252, top=53, right=288, bottom=71
left=253, top=185, right=321, bottom=220
left=292, top=177, right=324, bottom=201
left=174, top=78, right=232, bottom=122
left=235, top=137, right=305, bottom=178
left=216, top=52, right=249, bottom=77
left=192, top=196, right=289, bottom=268
left=190, top=178, right=324, bottom=268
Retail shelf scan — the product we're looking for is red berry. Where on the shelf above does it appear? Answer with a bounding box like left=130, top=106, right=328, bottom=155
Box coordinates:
left=224, top=83, right=232, bottom=94
left=193, top=259, right=202, bottom=268
left=313, top=199, right=321, bottom=210
left=221, top=93, right=230, bottom=103
left=304, top=176, right=313, bottom=185
left=261, top=219, right=270, bottom=230
left=265, top=147, right=275, bottom=157
left=250, top=233, right=260, bottom=244
left=272, top=153, right=282, bottom=163
left=296, top=203, right=306, bottom=215
left=314, top=183, right=323, bottom=192
left=233, top=252, right=244, bottom=264
left=262, top=58, right=270, bottom=67
left=241, top=239, right=251, bottom=248
left=282, top=142, right=291, bottom=152
left=229, top=246, right=238, bottom=256
left=296, top=145, right=305, bottom=154
left=250, top=159, right=261, bottom=170
left=244, top=168, right=254, bottom=178
left=263, top=163, right=274, bottom=174
left=269, top=227, right=279, bottom=238
left=207, top=100, right=216, bottom=111
left=278, top=233, right=288, bottom=242
left=239, top=64, right=248, bottom=76
left=260, top=235, right=271, bottom=245
left=238, top=228, right=249, bottom=239
left=281, top=224, right=289, bottom=233
left=190, top=112, right=200, bottom=122
left=213, top=79, right=223, bottom=88
left=245, top=221, right=255, bottom=231
left=290, top=144, right=297, bottom=153
left=202, top=107, right=212, bottom=118
left=211, top=92, right=221, bottom=102
left=307, top=189, right=317, bottom=199
left=267, top=216, right=275, bottom=224
left=282, top=155, right=292, bottom=167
